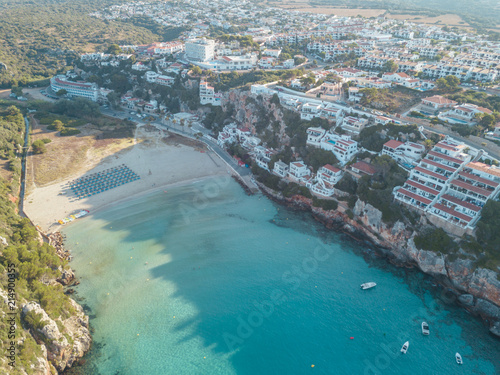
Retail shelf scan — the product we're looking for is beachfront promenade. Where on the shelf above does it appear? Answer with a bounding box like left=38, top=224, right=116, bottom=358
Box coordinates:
left=100, top=107, right=258, bottom=192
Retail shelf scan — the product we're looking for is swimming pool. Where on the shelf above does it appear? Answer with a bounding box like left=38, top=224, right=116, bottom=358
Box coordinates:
left=441, top=116, right=470, bottom=125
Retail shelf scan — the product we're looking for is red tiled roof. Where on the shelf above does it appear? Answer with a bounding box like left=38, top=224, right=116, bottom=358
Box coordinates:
left=435, top=142, right=458, bottom=152
left=397, top=188, right=432, bottom=205
left=53, top=77, right=94, bottom=89
left=458, top=171, right=499, bottom=188
left=433, top=203, right=473, bottom=222
left=323, top=164, right=341, bottom=173
left=441, top=194, right=481, bottom=212
left=407, top=142, right=425, bottom=150
left=405, top=180, right=439, bottom=196
left=384, top=140, right=404, bottom=149
left=413, top=166, right=448, bottom=181
left=450, top=179, right=492, bottom=197
left=466, top=162, right=500, bottom=178
left=351, top=161, right=377, bottom=175
left=421, top=158, right=456, bottom=173
left=427, top=151, right=464, bottom=165
left=422, top=95, right=457, bottom=105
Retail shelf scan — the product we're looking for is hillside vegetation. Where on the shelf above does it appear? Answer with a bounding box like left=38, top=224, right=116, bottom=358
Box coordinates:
left=0, top=0, right=164, bottom=87
left=0, top=104, right=85, bottom=374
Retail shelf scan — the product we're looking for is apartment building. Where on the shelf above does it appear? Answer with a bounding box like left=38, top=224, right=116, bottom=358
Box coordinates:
left=186, top=39, right=215, bottom=62
left=382, top=140, right=425, bottom=165
left=50, top=75, right=99, bottom=102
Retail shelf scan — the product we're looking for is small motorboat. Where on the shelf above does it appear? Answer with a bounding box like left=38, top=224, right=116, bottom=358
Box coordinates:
left=455, top=352, right=463, bottom=365
left=401, top=341, right=409, bottom=354
left=422, top=322, right=430, bottom=335
left=360, top=282, right=377, bottom=290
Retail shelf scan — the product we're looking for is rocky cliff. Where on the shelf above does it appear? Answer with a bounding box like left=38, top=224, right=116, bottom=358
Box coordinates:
left=22, top=298, right=91, bottom=373
left=0, top=268, right=91, bottom=375
left=257, top=182, right=500, bottom=337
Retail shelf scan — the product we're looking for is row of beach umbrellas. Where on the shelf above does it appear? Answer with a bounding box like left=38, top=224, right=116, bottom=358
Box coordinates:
left=69, top=165, right=140, bottom=199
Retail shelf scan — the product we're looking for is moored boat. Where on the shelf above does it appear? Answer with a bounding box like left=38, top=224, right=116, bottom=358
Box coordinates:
left=401, top=341, right=409, bottom=354
left=422, top=322, right=430, bottom=335
left=455, top=352, right=463, bottom=365
left=360, top=282, right=376, bottom=290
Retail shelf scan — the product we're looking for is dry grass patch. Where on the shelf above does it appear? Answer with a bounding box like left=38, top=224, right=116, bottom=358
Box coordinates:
left=294, top=7, right=386, bottom=17
left=28, top=121, right=133, bottom=187
left=0, top=159, right=12, bottom=181
left=387, top=13, right=471, bottom=29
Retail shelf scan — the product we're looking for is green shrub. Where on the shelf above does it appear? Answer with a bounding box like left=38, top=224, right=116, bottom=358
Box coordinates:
left=312, top=197, right=338, bottom=210
left=414, top=228, right=458, bottom=254
left=31, top=139, right=46, bottom=154
left=23, top=310, right=47, bottom=331
left=59, top=128, right=81, bottom=136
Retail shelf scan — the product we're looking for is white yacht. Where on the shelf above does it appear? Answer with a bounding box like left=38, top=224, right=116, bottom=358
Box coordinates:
left=360, top=282, right=376, bottom=290
left=401, top=341, right=409, bottom=354
left=422, top=322, right=430, bottom=335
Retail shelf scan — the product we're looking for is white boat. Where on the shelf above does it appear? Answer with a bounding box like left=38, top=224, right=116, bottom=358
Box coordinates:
left=421, top=322, right=430, bottom=335
left=401, top=341, right=409, bottom=354
left=455, top=353, right=463, bottom=365
left=360, top=282, right=377, bottom=290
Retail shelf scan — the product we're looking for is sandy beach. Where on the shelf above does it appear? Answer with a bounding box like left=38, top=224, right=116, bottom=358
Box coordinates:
left=24, top=125, right=230, bottom=233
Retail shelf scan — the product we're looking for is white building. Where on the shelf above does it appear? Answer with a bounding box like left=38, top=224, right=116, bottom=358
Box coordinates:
left=381, top=72, right=410, bottom=84
left=306, top=127, right=327, bottom=147
left=288, top=161, right=310, bottom=182
left=301, top=103, right=322, bottom=120
left=219, top=54, right=258, bottom=70
left=50, top=75, right=99, bottom=102
left=263, top=49, right=281, bottom=58
left=382, top=140, right=425, bottom=165
left=317, top=164, right=343, bottom=184
left=320, top=134, right=358, bottom=165
left=273, top=160, right=289, bottom=178
left=186, top=39, right=215, bottom=62
left=199, top=81, right=222, bottom=106
left=341, top=116, right=369, bottom=135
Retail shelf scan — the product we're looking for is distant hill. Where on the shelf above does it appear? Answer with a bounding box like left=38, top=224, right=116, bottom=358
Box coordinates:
left=303, top=0, right=499, bottom=29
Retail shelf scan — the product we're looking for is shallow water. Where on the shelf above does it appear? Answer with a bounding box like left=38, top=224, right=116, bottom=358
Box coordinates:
left=64, top=177, right=500, bottom=375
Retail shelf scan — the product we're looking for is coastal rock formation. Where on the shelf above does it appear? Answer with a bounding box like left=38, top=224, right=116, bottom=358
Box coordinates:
left=491, top=321, right=500, bottom=337
left=458, top=294, right=474, bottom=307
left=57, top=266, right=75, bottom=285
left=473, top=299, right=500, bottom=320
left=21, top=299, right=91, bottom=373
left=256, top=182, right=500, bottom=337
left=407, top=243, right=448, bottom=278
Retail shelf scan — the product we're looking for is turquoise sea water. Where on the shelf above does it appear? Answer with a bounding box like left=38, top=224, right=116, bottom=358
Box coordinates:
left=63, top=176, right=500, bottom=375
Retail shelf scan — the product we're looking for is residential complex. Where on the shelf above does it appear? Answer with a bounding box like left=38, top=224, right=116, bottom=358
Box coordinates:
left=394, top=138, right=500, bottom=230
left=50, top=75, right=100, bottom=102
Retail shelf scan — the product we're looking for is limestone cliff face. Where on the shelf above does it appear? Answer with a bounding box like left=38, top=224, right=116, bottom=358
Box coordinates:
left=224, top=90, right=289, bottom=143
left=257, top=183, right=500, bottom=336
left=22, top=299, right=91, bottom=373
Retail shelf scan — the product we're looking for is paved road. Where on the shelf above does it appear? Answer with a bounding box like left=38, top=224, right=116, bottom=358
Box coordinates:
left=100, top=108, right=253, bottom=178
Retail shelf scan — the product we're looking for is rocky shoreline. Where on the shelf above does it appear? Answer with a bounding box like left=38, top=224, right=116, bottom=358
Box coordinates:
left=20, top=229, right=92, bottom=374
left=255, top=181, right=500, bottom=338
